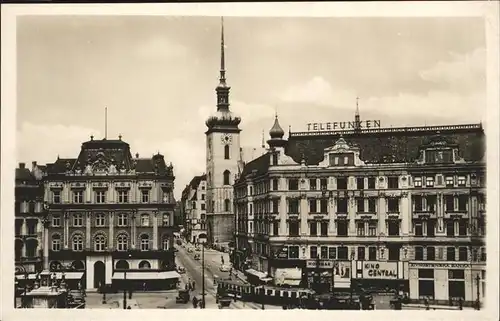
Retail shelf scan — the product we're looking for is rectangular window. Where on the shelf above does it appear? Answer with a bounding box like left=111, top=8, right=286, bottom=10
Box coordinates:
left=272, top=178, right=279, bottom=191
left=141, top=214, right=150, bottom=227
left=356, top=177, right=364, bottom=190
left=52, top=215, right=61, bottom=227
left=426, top=177, right=434, bottom=187
left=414, top=177, right=422, bottom=187
left=141, top=190, right=150, bottom=203
left=367, top=177, right=376, bottom=189
left=368, top=198, right=376, bottom=213
left=415, top=246, right=424, bottom=260
left=357, top=247, right=365, bottom=261
left=336, top=177, right=348, bottom=190
left=95, top=214, right=105, bottom=227
left=387, top=177, right=399, bottom=189
left=337, top=198, right=348, bottom=213
left=426, top=247, right=435, bottom=261
left=446, top=176, right=454, bottom=187
left=418, top=269, right=434, bottom=279
left=289, top=221, right=299, bottom=236
left=328, top=247, right=337, bottom=259
left=53, top=191, right=61, bottom=204
left=356, top=222, right=365, bottom=236
left=457, top=176, right=466, bottom=186
left=73, top=214, right=83, bottom=227
left=320, top=199, right=328, bottom=213
left=368, top=222, right=377, bottom=236
left=387, top=198, right=399, bottom=213
left=427, top=221, right=435, bottom=237
left=414, top=195, right=423, bottom=211
left=320, top=178, right=328, bottom=190
left=337, top=247, right=348, bottom=260
left=388, top=220, right=400, bottom=236
left=309, top=178, right=317, bottom=190
left=418, top=280, right=435, bottom=299
left=368, top=247, right=377, bottom=260
left=288, top=179, right=299, bottom=191
left=414, top=222, right=423, bottom=236
left=356, top=198, right=365, bottom=212
left=446, top=221, right=455, bottom=236
left=310, top=246, right=318, bottom=259
left=320, top=222, right=328, bottom=236
left=288, top=199, right=299, bottom=214
left=447, top=247, right=456, bottom=261
left=309, top=222, right=317, bottom=236
left=458, top=195, right=468, bottom=211
left=201, top=203, right=206, bottom=210
left=73, top=190, right=83, bottom=203
left=201, top=194, right=205, bottom=200
left=388, top=246, right=400, bottom=261
left=337, top=221, right=348, bottom=236
left=309, top=199, right=317, bottom=213
left=458, top=221, right=467, bottom=236
left=162, top=213, right=170, bottom=226
left=458, top=247, right=468, bottom=261
left=118, top=190, right=129, bottom=203
left=118, top=214, right=128, bottom=227
left=445, top=195, right=454, bottom=212
left=272, top=199, right=279, bottom=213
left=95, top=191, right=106, bottom=204
left=192, top=201, right=197, bottom=209
left=273, top=221, right=279, bottom=235
left=320, top=246, right=328, bottom=259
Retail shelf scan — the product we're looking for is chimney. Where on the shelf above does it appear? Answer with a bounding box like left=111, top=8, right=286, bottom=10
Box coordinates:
left=19, top=162, right=25, bottom=169
left=32, top=161, right=37, bottom=171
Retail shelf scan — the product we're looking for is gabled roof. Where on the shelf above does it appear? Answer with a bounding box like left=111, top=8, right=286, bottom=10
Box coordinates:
left=15, top=168, right=35, bottom=182
left=236, top=153, right=270, bottom=183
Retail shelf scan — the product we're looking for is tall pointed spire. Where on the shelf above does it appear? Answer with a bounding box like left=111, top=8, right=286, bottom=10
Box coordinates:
left=355, top=96, right=361, bottom=131
left=216, top=16, right=230, bottom=111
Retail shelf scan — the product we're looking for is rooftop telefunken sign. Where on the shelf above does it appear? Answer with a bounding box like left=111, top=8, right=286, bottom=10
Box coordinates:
left=307, top=120, right=381, bottom=132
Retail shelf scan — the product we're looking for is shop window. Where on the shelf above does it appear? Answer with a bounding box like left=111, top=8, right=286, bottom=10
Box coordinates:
left=368, top=247, right=377, bottom=260
left=337, top=246, right=348, bottom=260
left=289, top=246, right=299, bottom=259
left=415, top=246, right=424, bottom=260
left=448, top=269, right=465, bottom=299
left=418, top=280, right=435, bottom=299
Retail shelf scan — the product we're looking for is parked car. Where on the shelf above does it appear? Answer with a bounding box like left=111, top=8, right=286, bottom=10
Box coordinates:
left=187, top=248, right=194, bottom=253
left=194, top=254, right=200, bottom=260
left=177, top=266, right=186, bottom=274
left=219, top=264, right=230, bottom=272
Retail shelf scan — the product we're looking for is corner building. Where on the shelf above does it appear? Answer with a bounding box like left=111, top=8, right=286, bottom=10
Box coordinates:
left=234, top=118, right=485, bottom=305
left=43, top=136, right=177, bottom=290
left=181, top=174, right=208, bottom=244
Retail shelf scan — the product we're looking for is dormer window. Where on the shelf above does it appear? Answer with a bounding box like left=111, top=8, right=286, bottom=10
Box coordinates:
left=458, top=176, right=466, bottom=186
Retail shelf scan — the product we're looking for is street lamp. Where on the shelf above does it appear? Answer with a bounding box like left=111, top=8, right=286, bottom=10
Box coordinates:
left=475, top=274, right=481, bottom=310
left=123, top=253, right=132, bottom=310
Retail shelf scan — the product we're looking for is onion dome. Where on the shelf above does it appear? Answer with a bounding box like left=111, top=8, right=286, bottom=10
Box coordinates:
left=269, top=114, right=284, bottom=139
left=205, top=110, right=241, bottom=128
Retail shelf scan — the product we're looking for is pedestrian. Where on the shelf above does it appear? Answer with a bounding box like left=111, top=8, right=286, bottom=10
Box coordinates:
left=221, top=255, right=224, bottom=265
left=192, top=296, right=198, bottom=308
left=192, top=280, right=196, bottom=291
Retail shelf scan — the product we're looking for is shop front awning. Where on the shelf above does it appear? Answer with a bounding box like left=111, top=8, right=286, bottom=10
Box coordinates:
left=245, top=269, right=268, bottom=279
left=112, top=271, right=181, bottom=280
left=16, top=272, right=84, bottom=280
left=274, top=268, right=302, bottom=286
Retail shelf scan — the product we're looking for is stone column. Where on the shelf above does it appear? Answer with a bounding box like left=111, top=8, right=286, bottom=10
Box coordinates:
left=328, top=197, right=335, bottom=235
left=348, top=196, right=356, bottom=234
left=64, top=212, right=69, bottom=249
left=86, top=212, right=91, bottom=249
left=300, top=195, right=308, bottom=235
left=279, top=195, right=287, bottom=235
left=108, top=211, right=114, bottom=250
left=43, top=219, right=49, bottom=270
left=378, top=195, right=387, bottom=234
left=153, top=211, right=158, bottom=250
left=131, top=211, right=137, bottom=249
left=401, top=193, right=409, bottom=235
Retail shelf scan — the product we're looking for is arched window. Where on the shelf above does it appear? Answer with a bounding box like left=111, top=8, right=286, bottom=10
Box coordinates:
left=115, top=259, right=129, bottom=270
left=224, top=145, right=230, bottom=159
left=51, top=235, right=61, bottom=252
left=72, top=234, right=84, bottom=251
left=140, top=234, right=150, bottom=251
left=94, top=234, right=106, bottom=252
left=71, top=260, right=85, bottom=270
left=117, top=234, right=128, bottom=251
left=138, top=260, right=151, bottom=269
left=224, top=199, right=231, bottom=212
left=162, top=237, right=169, bottom=250
left=223, top=170, right=230, bottom=185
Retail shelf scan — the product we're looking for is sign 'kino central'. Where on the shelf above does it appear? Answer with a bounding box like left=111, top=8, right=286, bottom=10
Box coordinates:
left=307, top=120, right=381, bottom=131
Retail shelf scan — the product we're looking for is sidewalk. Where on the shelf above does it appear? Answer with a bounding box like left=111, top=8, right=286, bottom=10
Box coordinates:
left=404, top=303, right=476, bottom=310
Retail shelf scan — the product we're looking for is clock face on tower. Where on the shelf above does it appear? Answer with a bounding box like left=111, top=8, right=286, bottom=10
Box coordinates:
left=221, top=133, right=233, bottom=145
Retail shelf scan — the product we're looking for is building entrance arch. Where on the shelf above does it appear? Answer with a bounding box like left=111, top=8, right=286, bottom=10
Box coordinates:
left=93, top=261, right=106, bottom=289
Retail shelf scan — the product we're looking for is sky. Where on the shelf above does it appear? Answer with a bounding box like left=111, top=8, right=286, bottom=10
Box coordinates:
left=16, top=16, right=487, bottom=200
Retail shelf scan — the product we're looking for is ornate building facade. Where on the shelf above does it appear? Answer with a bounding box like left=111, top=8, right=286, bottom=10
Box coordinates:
left=205, top=18, right=241, bottom=246
left=15, top=162, right=45, bottom=276
left=234, top=115, right=486, bottom=306
left=181, top=174, right=208, bottom=244
left=43, top=136, right=178, bottom=290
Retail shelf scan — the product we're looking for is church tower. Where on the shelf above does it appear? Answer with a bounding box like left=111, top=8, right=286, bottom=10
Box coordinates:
left=205, top=17, right=241, bottom=246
